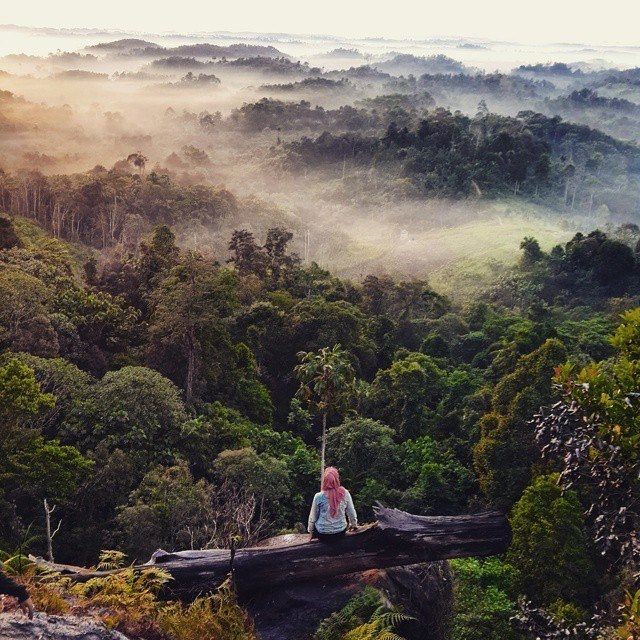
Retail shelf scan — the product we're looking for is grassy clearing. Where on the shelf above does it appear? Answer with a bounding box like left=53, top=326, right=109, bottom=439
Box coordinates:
left=8, top=200, right=573, bottom=304
left=316, top=199, right=573, bottom=301
left=426, top=215, right=571, bottom=300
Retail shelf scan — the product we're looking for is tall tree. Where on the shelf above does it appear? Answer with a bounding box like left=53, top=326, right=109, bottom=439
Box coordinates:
left=294, top=345, right=355, bottom=481
left=264, top=227, right=299, bottom=282
left=126, top=152, right=148, bottom=175
left=227, top=229, right=267, bottom=277
left=148, top=253, right=238, bottom=404
left=473, top=338, right=567, bottom=508
left=137, top=225, right=180, bottom=295
left=534, top=308, right=640, bottom=572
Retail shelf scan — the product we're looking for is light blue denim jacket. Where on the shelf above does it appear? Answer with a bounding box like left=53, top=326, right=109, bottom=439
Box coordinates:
left=307, top=490, right=358, bottom=534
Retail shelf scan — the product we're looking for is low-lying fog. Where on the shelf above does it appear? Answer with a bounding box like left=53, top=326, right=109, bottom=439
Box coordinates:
left=4, top=24, right=640, bottom=71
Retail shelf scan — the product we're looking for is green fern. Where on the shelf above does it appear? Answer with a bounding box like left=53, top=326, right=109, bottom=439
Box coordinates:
left=376, top=632, right=408, bottom=640
left=96, top=549, right=127, bottom=571
left=375, top=612, right=413, bottom=628
left=316, top=609, right=352, bottom=640
left=1, top=554, right=35, bottom=575
left=315, top=588, right=413, bottom=640
left=315, top=587, right=382, bottom=640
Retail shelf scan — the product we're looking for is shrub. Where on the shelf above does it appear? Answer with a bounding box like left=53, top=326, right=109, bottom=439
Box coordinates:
left=450, top=557, right=520, bottom=640
left=116, top=463, right=214, bottom=560
left=507, top=475, right=596, bottom=606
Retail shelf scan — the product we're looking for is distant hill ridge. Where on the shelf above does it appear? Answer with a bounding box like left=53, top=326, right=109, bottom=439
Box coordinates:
left=88, top=38, right=287, bottom=59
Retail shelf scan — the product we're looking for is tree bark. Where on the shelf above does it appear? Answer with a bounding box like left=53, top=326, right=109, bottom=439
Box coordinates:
left=42, top=507, right=510, bottom=599
left=320, top=411, right=327, bottom=484
left=43, top=498, right=61, bottom=563
left=185, top=327, right=196, bottom=405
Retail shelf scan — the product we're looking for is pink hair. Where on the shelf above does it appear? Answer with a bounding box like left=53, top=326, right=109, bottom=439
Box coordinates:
left=322, top=467, right=346, bottom=518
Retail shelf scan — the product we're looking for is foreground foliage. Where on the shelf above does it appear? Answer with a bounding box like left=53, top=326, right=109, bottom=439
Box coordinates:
left=1, top=550, right=257, bottom=640
left=315, top=587, right=412, bottom=640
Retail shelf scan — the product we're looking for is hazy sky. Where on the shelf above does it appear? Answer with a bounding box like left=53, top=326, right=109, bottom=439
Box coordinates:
left=3, top=0, right=640, bottom=45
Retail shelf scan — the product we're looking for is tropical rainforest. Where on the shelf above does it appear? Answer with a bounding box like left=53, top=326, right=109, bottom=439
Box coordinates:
left=0, top=23, right=638, bottom=640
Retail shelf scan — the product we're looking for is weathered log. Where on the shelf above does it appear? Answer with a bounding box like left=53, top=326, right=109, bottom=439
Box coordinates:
left=42, top=507, right=509, bottom=599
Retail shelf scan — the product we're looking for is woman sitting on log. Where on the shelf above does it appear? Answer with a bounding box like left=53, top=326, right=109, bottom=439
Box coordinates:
left=308, top=467, right=358, bottom=542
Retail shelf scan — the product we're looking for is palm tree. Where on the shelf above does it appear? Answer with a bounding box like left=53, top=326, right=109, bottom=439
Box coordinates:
left=294, top=345, right=355, bottom=482
left=126, top=152, right=148, bottom=176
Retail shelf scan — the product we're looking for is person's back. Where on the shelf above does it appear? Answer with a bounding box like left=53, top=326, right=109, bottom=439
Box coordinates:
left=308, top=467, right=357, bottom=542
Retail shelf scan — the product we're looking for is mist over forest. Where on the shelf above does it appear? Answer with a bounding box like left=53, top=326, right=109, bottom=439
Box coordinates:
left=0, top=21, right=638, bottom=640
left=2, top=24, right=640, bottom=292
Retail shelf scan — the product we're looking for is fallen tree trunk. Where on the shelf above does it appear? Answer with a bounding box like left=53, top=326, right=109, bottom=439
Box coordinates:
left=41, top=507, right=510, bottom=598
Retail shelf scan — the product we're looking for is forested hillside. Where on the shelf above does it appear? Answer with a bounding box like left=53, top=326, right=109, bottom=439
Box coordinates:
left=277, top=110, right=640, bottom=220
left=1, top=206, right=638, bottom=639
left=0, top=24, right=639, bottom=640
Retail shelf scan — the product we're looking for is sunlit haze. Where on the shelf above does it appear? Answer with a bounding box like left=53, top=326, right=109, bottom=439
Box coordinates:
left=4, top=0, right=640, bottom=45
left=0, top=1, right=639, bottom=638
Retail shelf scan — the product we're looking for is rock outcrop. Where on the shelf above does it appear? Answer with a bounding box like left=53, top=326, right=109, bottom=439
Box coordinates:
left=245, top=561, right=453, bottom=640
left=0, top=613, right=129, bottom=640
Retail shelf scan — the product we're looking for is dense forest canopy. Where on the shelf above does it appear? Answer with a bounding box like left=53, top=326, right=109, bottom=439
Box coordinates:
left=1, top=210, right=638, bottom=638
left=277, top=109, right=640, bottom=220
left=0, top=25, right=639, bottom=640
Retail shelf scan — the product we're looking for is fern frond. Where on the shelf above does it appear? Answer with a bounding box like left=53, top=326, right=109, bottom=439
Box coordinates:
left=376, top=612, right=414, bottom=627
left=376, top=632, right=408, bottom=640
left=1, top=554, right=34, bottom=575
left=372, top=603, right=389, bottom=618
left=96, top=549, right=127, bottom=571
